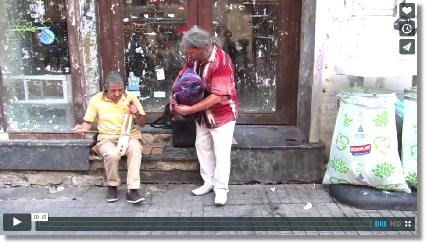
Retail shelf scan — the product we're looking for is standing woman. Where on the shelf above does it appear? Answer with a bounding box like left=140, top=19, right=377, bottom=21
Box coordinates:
left=171, top=26, right=239, bottom=206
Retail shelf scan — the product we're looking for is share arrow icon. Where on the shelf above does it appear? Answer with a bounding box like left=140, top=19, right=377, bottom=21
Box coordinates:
left=403, top=42, right=412, bottom=51
left=399, top=39, right=415, bottom=55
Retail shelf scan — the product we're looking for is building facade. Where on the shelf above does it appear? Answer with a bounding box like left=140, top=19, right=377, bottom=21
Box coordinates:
left=0, top=0, right=416, bottom=185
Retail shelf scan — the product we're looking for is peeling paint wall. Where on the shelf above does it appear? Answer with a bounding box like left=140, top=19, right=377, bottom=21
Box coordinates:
left=313, top=0, right=417, bottom=159
left=67, top=0, right=100, bottom=117
left=80, top=0, right=100, bottom=97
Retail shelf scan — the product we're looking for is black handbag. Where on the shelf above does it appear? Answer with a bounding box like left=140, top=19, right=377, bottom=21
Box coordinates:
left=172, top=116, right=196, bottom=147
left=150, top=103, right=196, bottom=147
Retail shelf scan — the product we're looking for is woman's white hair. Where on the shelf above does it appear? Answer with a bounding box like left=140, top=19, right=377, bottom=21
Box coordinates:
left=180, top=25, right=213, bottom=50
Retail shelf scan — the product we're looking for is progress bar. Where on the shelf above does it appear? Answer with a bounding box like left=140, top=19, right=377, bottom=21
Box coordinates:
left=35, top=217, right=415, bottom=231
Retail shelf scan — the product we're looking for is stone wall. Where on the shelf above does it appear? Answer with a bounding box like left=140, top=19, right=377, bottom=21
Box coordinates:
left=0, top=171, right=105, bottom=188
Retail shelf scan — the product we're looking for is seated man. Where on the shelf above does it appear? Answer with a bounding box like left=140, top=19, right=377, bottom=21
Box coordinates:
left=72, top=71, right=145, bottom=204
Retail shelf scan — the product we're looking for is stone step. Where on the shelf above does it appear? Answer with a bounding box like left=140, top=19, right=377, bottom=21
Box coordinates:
left=90, top=125, right=324, bottom=184
left=90, top=146, right=197, bottom=162
left=89, top=146, right=201, bottom=183
left=0, top=125, right=325, bottom=185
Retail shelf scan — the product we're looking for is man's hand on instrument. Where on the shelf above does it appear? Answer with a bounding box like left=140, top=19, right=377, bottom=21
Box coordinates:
left=72, top=124, right=87, bottom=135
left=128, top=101, right=140, bottom=115
left=72, top=122, right=92, bottom=136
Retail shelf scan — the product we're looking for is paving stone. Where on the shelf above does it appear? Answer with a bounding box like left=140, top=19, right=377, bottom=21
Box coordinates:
left=0, top=184, right=417, bottom=236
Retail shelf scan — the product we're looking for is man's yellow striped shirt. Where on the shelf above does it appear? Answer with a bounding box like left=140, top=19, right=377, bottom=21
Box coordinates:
left=83, top=91, right=145, bottom=141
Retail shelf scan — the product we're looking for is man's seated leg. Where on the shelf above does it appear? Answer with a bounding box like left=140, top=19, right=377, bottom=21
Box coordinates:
left=96, top=139, right=122, bottom=202
left=125, top=138, right=144, bottom=204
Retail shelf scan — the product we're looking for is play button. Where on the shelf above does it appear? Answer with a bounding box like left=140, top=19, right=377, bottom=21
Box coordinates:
left=3, top=214, right=31, bottom=231
left=13, top=217, right=22, bottom=226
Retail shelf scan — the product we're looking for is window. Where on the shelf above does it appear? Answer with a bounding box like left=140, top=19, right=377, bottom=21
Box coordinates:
left=213, top=0, right=279, bottom=113
left=122, top=0, right=188, bottom=112
left=0, top=0, right=73, bottom=132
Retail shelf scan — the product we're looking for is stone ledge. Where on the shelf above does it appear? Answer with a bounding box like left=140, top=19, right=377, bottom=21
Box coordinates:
left=89, top=146, right=197, bottom=162
left=0, top=171, right=106, bottom=187
left=0, top=126, right=324, bottom=184
left=0, top=139, right=95, bottom=147
left=230, top=146, right=323, bottom=183
left=0, top=139, right=95, bottom=171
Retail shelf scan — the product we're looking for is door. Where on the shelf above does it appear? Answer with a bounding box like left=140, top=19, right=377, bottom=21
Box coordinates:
left=99, top=0, right=301, bottom=125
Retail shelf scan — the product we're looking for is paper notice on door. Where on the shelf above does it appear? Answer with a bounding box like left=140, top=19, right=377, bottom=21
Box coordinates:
left=153, top=91, right=166, bottom=98
left=155, top=68, right=165, bottom=80
left=129, top=90, right=141, bottom=97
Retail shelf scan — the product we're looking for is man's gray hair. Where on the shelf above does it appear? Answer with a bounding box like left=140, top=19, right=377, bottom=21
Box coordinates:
left=180, top=25, right=213, bottom=50
left=103, top=71, right=124, bottom=91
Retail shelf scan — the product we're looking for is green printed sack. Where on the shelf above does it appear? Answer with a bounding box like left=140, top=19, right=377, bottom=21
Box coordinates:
left=402, top=87, right=417, bottom=189
left=323, top=89, right=411, bottom=193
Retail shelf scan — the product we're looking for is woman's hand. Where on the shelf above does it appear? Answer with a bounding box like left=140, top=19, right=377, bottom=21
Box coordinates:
left=169, top=95, right=177, bottom=106
left=174, top=104, right=193, bottom=116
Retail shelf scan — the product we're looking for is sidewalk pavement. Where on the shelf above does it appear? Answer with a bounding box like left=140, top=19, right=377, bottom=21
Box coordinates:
left=0, top=184, right=418, bottom=236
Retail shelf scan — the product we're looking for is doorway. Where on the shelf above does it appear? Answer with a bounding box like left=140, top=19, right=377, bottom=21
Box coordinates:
left=98, top=0, right=301, bottom=125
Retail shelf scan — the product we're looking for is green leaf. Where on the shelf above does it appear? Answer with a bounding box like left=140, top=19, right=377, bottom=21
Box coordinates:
left=372, top=162, right=395, bottom=178
left=406, top=172, right=417, bottom=188
left=373, top=111, right=389, bottom=127
left=343, top=114, right=353, bottom=127
left=331, top=158, right=350, bottom=174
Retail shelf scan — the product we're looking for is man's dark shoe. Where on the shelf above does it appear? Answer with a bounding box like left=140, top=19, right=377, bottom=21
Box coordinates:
left=106, top=186, right=118, bottom=203
left=126, top=189, right=145, bottom=204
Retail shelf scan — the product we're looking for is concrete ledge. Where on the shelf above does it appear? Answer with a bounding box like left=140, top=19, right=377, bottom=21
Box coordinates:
left=143, top=147, right=197, bottom=161
left=233, top=125, right=308, bottom=148
left=231, top=144, right=324, bottom=184
left=329, top=184, right=417, bottom=210
left=0, top=139, right=95, bottom=171
left=91, top=125, right=325, bottom=183
left=0, top=125, right=324, bottom=184
left=230, top=125, right=324, bottom=183
left=90, top=147, right=197, bottom=162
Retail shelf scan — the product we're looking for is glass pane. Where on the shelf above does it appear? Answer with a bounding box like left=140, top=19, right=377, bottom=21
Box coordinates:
left=0, top=0, right=74, bottom=132
left=213, top=0, right=278, bottom=112
left=123, top=0, right=187, bottom=112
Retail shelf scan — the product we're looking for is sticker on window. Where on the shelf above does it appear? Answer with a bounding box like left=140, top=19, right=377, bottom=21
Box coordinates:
left=155, top=68, right=165, bottom=80
left=153, top=91, right=166, bottom=98
left=39, top=28, right=55, bottom=45
left=129, top=90, right=140, bottom=97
